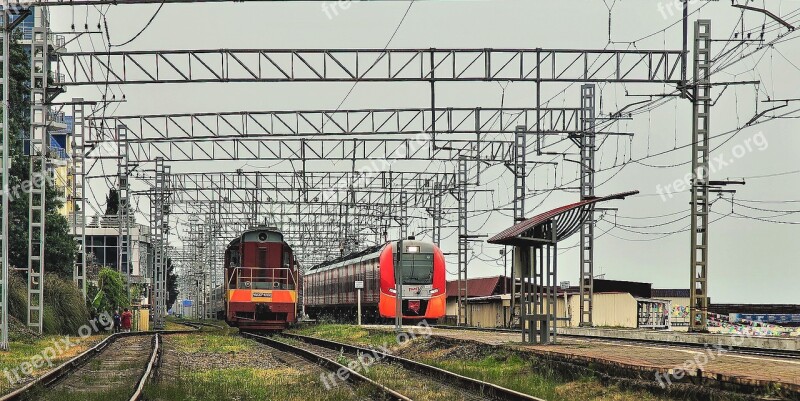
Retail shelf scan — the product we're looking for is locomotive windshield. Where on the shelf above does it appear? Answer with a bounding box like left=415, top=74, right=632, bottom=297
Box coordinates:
left=399, top=252, right=434, bottom=284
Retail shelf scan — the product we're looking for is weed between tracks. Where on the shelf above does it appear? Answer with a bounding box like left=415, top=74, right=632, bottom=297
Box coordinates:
left=144, top=331, right=374, bottom=401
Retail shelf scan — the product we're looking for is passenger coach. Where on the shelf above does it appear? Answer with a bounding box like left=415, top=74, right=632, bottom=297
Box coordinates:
left=303, top=238, right=446, bottom=322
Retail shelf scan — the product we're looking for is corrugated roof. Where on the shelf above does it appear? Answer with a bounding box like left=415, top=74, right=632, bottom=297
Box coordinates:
left=487, top=191, right=639, bottom=246
left=446, top=276, right=510, bottom=298
left=652, top=289, right=691, bottom=298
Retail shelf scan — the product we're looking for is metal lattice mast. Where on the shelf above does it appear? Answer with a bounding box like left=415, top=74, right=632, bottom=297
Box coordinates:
left=579, top=84, right=596, bottom=327
left=431, top=183, right=442, bottom=245
left=513, top=125, right=527, bottom=223
left=509, top=125, right=527, bottom=328
left=690, top=20, right=712, bottom=333
left=399, top=191, right=407, bottom=241
left=204, top=216, right=213, bottom=319
left=209, top=200, right=220, bottom=317
left=0, top=0, right=11, bottom=350
left=149, top=157, right=168, bottom=328
left=71, top=99, right=87, bottom=298
left=457, top=157, right=468, bottom=326
left=27, top=7, right=49, bottom=334
left=117, top=126, right=131, bottom=286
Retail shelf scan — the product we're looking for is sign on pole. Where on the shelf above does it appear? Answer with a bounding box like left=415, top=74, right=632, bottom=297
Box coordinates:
left=355, top=281, right=364, bottom=326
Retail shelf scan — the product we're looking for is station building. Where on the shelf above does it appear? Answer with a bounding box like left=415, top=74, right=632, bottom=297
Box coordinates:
left=445, top=276, right=671, bottom=329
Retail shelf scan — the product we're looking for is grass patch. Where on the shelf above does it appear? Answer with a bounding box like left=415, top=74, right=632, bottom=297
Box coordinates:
left=0, top=334, right=107, bottom=396
left=144, top=367, right=370, bottom=401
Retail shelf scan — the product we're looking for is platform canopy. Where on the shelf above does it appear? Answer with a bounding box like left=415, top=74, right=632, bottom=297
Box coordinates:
left=488, top=191, right=639, bottom=247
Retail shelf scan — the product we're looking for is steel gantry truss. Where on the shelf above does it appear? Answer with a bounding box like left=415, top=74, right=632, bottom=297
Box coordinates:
left=54, top=48, right=684, bottom=86
left=102, top=137, right=524, bottom=163
left=166, top=191, right=432, bottom=266
left=689, top=20, right=712, bottom=333
left=139, top=170, right=457, bottom=208
left=86, top=107, right=583, bottom=140
left=84, top=106, right=590, bottom=164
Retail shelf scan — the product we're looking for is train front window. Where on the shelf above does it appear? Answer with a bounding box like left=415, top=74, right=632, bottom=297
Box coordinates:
left=399, top=253, right=434, bottom=284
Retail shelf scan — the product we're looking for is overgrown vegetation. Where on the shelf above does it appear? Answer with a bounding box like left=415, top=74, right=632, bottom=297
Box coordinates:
left=7, top=271, right=89, bottom=337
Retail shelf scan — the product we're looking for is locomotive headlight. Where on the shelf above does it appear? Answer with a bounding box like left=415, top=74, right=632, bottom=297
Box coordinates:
left=430, top=289, right=439, bottom=294
left=389, top=288, right=397, bottom=294
left=406, top=246, right=419, bottom=253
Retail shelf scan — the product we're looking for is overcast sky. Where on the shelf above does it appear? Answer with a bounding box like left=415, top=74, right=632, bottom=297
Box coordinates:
left=50, top=1, right=800, bottom=303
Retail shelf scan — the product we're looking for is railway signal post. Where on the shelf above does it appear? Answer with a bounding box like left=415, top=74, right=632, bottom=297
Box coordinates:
left=355, top=280, right=363, bottom=326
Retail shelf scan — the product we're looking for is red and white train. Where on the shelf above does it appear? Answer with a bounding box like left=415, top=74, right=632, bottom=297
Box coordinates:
left=303, top=239, right=446, bottom=322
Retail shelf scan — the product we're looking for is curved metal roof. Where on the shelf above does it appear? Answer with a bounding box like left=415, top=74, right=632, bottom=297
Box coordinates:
left=487, top=191, right=638, bottom=246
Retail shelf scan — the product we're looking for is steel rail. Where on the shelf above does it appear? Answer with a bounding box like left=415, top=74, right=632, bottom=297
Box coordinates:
left=429, top=325, right=800, bottom=360
left=241, top=331, right=411, bottom=401
left=130, top=333, right=161, bottom=401
left=281, top=332, right=547, bottom=401
left=0, top=329, right=196, bottom=401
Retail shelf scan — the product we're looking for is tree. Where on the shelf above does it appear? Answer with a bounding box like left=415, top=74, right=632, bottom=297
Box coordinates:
left=105, top=188, right=119, bottom=216
left=2, top=31, right=75, bottom=277
left=89, top=267, right=129, bottom=316
left=166, top=258, right=179, bottom=311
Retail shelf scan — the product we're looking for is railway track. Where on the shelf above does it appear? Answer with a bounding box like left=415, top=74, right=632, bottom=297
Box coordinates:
left=278, top=332, right=546, bottom=401
left=242, top=331, right=410, bottom=400
left=0, top=333, right=163, bottom=401
left=429, top=325, right=800, bottom=361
